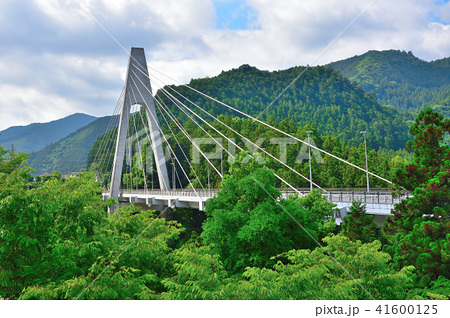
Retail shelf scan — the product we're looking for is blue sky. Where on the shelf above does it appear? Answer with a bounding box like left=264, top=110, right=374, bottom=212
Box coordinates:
left=213, top=0, right=260, bottom=30
left=0, top=0, right=449, bottom=131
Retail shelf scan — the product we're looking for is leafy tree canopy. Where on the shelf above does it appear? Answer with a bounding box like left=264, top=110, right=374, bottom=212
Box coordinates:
left=201, top=152, right=336, bottom=273
left=383, top=107, right=450, bottom=284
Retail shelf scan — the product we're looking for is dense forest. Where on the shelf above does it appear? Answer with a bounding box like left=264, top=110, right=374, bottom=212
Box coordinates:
left=329, top=50, right=450, bottom=113
left=1, top=107, right=449, bottom=300
left=156, top=64, right=411, bottom=150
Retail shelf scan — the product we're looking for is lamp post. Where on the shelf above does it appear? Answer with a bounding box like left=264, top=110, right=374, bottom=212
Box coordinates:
left=306, top=131, right=314, bottom=192
left=360, top=131, right=369, bottom=193
left=207, top=162, right=210, bottom=193
left=220, top=147, right=223, bottom=180
left=171, top=159, right=176, bottom=190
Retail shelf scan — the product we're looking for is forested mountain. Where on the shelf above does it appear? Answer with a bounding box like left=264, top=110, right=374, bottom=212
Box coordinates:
left=27, top=116, right=116, bottom=175
left=157, top=64, right=411, bottom=150
left=0, top=113, right=97, bottom=153
left=328, top=50, right=450, bottom=112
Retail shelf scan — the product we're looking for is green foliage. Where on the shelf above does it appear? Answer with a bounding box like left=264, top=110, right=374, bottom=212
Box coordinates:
left=18, top=205, right=183, bottom=300
left=383, top=107, right=450, bottom=283
left=330, top=50, right=450, bottom=112
left=341, top=201, right=378, bottom=243
left=157, top=64, right=410, bottom=150
left=27, top=116, right=115, bottom=175
left=1, top=145, right=184, bottom=299
left=161, top=235, right=414, bottom=300
left=201, top=153, right=336, bottom=274
left=160, top=237, right=230, bottom=300
left=225, top=235, right=414, bottom=300
left=0, top=166, right=108, bottom=298
left=30, top=205, right=181, bottom=300
left=407, top=276, right=450, bottom=300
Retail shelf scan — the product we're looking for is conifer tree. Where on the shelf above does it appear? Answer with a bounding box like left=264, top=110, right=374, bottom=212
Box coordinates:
left=383, top=107, right=450, bottom=284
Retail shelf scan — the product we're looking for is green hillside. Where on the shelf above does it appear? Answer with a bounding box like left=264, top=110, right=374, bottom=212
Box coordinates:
left=157, top=64, right=411, bottom=150
left=27, top=116, right=116, bottom=175
left=328, top=50, right=450, bottom=112
left=0, top=113, right=97, bottom=153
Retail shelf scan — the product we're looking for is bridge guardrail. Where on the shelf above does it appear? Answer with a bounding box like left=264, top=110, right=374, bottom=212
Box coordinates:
left=104, top=188, right=409, bottom=206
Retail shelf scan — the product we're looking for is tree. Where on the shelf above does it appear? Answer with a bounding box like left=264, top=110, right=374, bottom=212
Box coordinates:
left=0, top=167, right=109, bottom=299
left=341, top=201, right=378, bottom=243
left=19, top=205, right=183, bottom=300
left=383, top=107, right=450, bottom=284
left=222, top=235, right=414, bottom=300
left=201, top=152, right=336, bottom=274
left=160, top=237, right=230, bottom=300
left=0, top=145, right=174, bottom=299
left=159, top=235, right=414, bottom=300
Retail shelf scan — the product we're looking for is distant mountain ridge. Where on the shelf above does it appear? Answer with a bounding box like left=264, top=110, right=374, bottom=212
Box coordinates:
left=328, top=50, right=450, bottom=112
left=158, top=63, right=411, bottom=150
left=0, top=113, right=98, bottom=154
left=27, top=116, right=117, bottom=175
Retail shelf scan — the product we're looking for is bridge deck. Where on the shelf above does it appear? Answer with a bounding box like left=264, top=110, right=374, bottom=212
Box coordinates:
left=103, top=188, right=407, bottom=218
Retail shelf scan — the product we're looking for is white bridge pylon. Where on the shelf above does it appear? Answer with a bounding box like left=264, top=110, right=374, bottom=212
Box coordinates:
left=109, top=48, right=170, bottom=213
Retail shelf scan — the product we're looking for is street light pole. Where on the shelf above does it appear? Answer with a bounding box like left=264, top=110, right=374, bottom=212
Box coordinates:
left=207, top=162, right=210, bottom=193
left=172, top=159, right=176, bottom=190
left=221, top=147, right=223, bottom=180
left=306, top=131, right=314, bottom=192
left=360, top=131, right=369, bottom=193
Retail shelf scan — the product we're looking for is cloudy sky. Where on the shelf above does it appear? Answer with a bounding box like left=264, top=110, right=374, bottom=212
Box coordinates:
left=0, top=0, right=449, bottom=131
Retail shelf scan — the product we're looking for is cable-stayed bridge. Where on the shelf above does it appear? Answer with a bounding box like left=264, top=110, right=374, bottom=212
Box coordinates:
left=94, top=47, right=405, bottom=221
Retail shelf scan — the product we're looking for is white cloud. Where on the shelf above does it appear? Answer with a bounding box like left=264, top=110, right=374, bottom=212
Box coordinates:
left=0, top=0, right=449, bottom=131
left=420, top=22, right=450, bottom=59
left=0, top=84, right=83, bottom=130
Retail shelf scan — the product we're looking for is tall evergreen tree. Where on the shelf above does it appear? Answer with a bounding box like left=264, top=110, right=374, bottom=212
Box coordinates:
left=383, top=107, right=450, bottom=284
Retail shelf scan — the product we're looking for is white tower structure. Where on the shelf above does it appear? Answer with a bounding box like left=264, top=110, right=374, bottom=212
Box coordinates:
left=109, top=47, right=170, bottom=213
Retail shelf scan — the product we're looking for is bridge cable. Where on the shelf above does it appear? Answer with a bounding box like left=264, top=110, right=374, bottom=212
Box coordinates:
left=129, top=68, right=223, bottom=179
left=180, top=83, right=394, bottom=186
left=128, top=84, right=151, bottom=191
left=154, top=95, right=224, bottom=187
left=154, top=93, right=223, bottom=181
left=155, top=83, right=313, bottom=193
left=128, top=71, right=209, bottom=194
left=92, top=88, right=124, bottom=183
left=128, top=74, right=202, bottom=195
left=141, top=68, right=318, bottom=190
left=95, top=105, right=122, bottom=185
left=145, top=73, right=323, bottom=192
left=155, top=84, right=236, bottom=158
left=164, top=83, right=325, bottom=191
left=142, top=66, right=394, bottom=187
left=144, top=68, right=316, bottom=192
left=156, top=88, right=304, bottom=195
left=153, top=94, right=206, bottom=191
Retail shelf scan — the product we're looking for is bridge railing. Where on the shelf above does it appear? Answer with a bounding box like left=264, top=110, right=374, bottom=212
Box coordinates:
left=109, top=188, right=409, bottom=206
left=119, top=188, right=219, bottom=198
left=278, top=190, right=406, bottom=205
left=323, top=191, right=406, bottom=205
